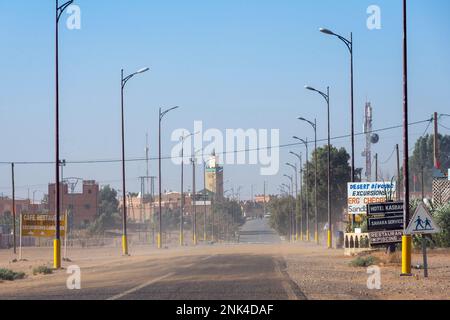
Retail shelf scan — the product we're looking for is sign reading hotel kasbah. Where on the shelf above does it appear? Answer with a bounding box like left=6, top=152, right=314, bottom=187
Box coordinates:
left=347, top=182, right=396, bottom=215
left=21, top=214, right=66, bottom=238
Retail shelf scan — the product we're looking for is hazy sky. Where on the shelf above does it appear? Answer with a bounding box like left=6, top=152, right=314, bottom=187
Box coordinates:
left=1, top=0, right=450, bottom=200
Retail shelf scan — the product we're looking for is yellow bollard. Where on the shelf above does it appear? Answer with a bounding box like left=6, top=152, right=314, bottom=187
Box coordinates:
left=401, top=235, right=412, bottom=276
left=306, top=230, right=310, bottom=242
left=122, top=235, right=128, bottom=255
left=315, top=231, right=319, bottom=245
left=193, top=234, right=197, bottom=246
left=53, top=239, right=61, bottom=269
left=327, top=230, right=332, bottom=249
left=157, top=233, right=162, bottom=249
left=180, top=233, right=184, bottom=246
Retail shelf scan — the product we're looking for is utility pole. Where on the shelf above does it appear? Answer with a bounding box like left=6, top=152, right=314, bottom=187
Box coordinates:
left=180, top=139, right=185, bottom=246
left=299, top=159, right=303, bottom=241
left=401, top=0, right=412, bottom=276
left=146, top=132, right=150, bottom=198
left=434, top=112, right=440, bottom=169
left=396, top=144, right=401, bottom=201
left=375, top=153, right=379, bottom=181
left=203, top=160, right=207, bottom=242
left=139, top=176, right=145, bottom=222
left=191, top=156, right=197, bottom=245
left=11, top=163, right=16, bottom=255
left=263, top=181, right=267, bottom=216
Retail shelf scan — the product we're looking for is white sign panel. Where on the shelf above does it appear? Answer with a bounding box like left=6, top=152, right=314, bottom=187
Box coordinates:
left=347, top=182, right=396, bottom=215
left=406, top=203, right=440, bottom=235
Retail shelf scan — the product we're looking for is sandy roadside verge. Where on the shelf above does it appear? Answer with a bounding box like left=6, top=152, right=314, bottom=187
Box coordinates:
left=283, top=243, right=450, bottom=300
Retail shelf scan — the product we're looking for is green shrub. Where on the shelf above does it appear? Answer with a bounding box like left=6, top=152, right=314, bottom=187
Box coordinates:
left=0, top=269, right=26, bottom=281
left=434, top=204, right=450, bottom=247
left=33, top=266, right=53, bottom=275
left=350, top=256, right=380, bottom=268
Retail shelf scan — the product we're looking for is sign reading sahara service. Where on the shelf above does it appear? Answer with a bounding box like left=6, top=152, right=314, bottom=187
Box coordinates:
left=21, top=214, right=66, bottom=238
left=347, top=182, right=396, bottom=215
left=367, top=202, right=404, bottom=231
left=405, top=203, right=440, bottom=235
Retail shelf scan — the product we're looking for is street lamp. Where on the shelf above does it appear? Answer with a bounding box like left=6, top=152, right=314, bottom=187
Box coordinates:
left=290, top=151, right=303, bottom=241
left=120, top=67, right=150, bottom=256
left=299, top=117, right=319, bottom=244
left=320, top=27, right=355, bottom=184
left=286, top=163, right=298, bottom=241
left=179, top=131, right=199, bottom=246
left=283, top=174, right=294, bottom=242
left=305, top=85, right=332, bottom=249
left=191, top=149, right=203, bottom=245
left=293, top=137, right=310, bottom=242
left=158, top=106, right=180, bottom=249
left=54, top=0, right=75, bottom=269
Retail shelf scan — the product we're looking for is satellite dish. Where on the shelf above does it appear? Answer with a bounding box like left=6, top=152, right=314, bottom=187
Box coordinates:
left=371, top=134, right=380, bottom=144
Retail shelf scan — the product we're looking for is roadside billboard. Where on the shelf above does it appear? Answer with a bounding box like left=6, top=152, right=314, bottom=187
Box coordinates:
left=21, top=214, right=66, bottom=238
left=347, top=182, right=396, bottom=215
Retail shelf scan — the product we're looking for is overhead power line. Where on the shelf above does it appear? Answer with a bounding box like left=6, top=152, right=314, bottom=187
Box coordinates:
left=0, top=118, right=433, bottom=166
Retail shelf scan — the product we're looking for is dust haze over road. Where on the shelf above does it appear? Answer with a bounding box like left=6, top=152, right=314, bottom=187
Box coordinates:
left=238, top=218, right=281, bottom=244
left=0, top=218, right=306, bottom=300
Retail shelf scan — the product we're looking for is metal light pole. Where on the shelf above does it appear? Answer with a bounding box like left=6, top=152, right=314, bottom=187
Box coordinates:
left=158, top=107, right=179, bottom=249
left=11, top=163, right=16, bottom=255
left=179, top=132, right=197, bottom=246
left=305, top=85, right=332, bottom=249
left=281, top=182, right=292, bottom=240
left=299, top=117, right=319, bottom=244
left=283, top=175, right=294, bottom=242
left=54, top=0, right=74, bottom=269
left=320, top=28, right=354, bottom=184
left=120, top=67, right=149, bottom=255
left=290, top=151, right=303, bottom=241
left=286, top=163, right=298, bottom=241
left=293, top=137, right=310, bottom=241
left=401, top=0, right=412, bottom=276
left=203, top=159, right=207, bottom=242
left=191, top=157, right=196, bottom=245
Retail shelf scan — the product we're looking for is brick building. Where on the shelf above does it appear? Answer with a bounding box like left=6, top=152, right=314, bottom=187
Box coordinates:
left=48, top=180, right=99, bottom=227
left=122, top=191, right=212, bottom=223
left=0, top=197, right=36, bottom=216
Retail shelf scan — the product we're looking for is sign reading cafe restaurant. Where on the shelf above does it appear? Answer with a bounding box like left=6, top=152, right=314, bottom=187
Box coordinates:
left=347, top=182, right=396, bottom=215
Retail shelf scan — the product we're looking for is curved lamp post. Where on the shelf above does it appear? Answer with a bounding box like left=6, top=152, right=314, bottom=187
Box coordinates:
left=120, top=67, right=149, bottom=256
left=286, top=163, right=298, bottom=241
left=299, top=117, right=319, bottom=244
left=320, top=28, right=355, bottom=184
left=283, top=174, right=294, bottom=242
left=293, top=137, right=310, bottom=242
left=305, top=85, right=332, bottom=249
left=158, top=106, right=180, bottom=249
left=290, top=151, right=303, bottom=241
left=179, top=131, right=199, bottom=246
left=54, top=0, right=75, bottom=269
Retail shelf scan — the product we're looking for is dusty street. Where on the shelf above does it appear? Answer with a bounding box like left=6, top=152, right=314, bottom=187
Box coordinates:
left=0, top=219, right=449, bottom=300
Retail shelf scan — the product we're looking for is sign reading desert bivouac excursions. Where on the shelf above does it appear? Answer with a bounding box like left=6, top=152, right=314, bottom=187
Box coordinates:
left=347, top=182, right=396, bottom=215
